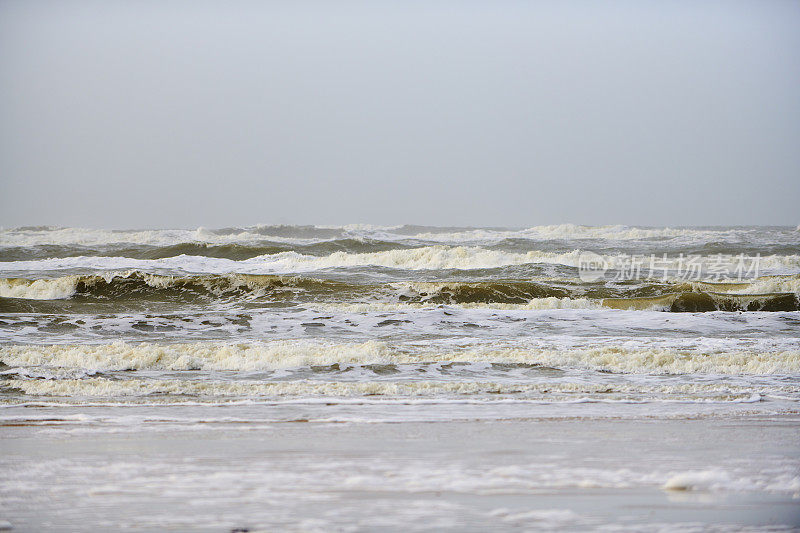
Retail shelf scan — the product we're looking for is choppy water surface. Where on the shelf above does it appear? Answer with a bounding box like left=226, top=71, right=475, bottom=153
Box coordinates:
left=1, top=224, right=799, bottom=531
left=2, top=224, right=799, bottom=410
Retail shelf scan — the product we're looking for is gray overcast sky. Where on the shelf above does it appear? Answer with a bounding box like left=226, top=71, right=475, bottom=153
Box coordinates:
left=1, top=0, right=799, bottom=229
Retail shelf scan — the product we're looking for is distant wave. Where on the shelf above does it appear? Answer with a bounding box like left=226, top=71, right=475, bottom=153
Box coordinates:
left=0, top=239, right=417, bottom=262
left=396, top=224, right=759, bottom=242
left=3, top=224, right=795, bottom=248
left=2, top=246, right=800, bottom=277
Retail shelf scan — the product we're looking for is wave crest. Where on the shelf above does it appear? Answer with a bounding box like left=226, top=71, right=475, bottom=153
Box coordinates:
left=2, top=341, right=798, bottom=374
left=1, top=272, right=797, bottom=311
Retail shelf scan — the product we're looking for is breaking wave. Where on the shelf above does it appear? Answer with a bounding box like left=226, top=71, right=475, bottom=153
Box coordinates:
left=0, top=272, right=351, bottom=302
left=1, top=272, right=797, bottom=311
left=602, top=291, right=799, bottom=312
left=401, top=224, right=760, bottom=242
left=2, top=246, right=800, bottom=276
left=2, top=341, right=799, bottom=374
left=5, top=376, right=789, bottom=403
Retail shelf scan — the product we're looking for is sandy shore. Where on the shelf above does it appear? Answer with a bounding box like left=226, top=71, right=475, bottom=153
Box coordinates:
left=1, top=413, right=799, bottom=531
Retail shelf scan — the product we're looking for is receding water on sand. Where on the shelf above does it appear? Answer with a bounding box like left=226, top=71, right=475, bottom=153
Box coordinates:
left=2, top=417, right=799, bottom=531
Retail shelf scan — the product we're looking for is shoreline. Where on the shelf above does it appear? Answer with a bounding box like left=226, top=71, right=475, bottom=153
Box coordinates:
left=2, top=414, right=799, bottom=531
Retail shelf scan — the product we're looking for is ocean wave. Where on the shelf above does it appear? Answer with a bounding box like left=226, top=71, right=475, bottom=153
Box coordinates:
left=6, top=376, right=790, bottom=403
left=0, top=239, right=423, bottom=263
left=0, top=273, right=589, bottom=305
left=2, top=224, right=796, bottom=248
left=0, top=224, right=413, bottom=248
left=0, top=247, right=590, bottom=273
left=2, top=341, right=799, bottom=374
left=692, top=275, right=800, bottom=295
left=2, top=246, right=800, bottom=276
left=0, top=276, right=86, bottom=300
left=0, top=272, right=350, bottom=302
left=0, top=226, right=327, bottom=248
left=403, top=224, right=746, bottom=242
left=1, top=272, right=797, bottom=311
left=391, top=280, right=799, bottom=311
left=602, top=291, right=799, bottom=312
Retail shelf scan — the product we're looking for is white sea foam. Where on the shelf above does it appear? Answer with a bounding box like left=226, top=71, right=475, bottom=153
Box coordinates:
left=662, top=469, right=800, bottom=494
left=8, top=376, right=792, bottom=403
left=2, top=341, right=798, bottom=374
left=311, top=297, right=602, bottom=313
left=406, top=224, right=740, bottom=242
left=0, top=276, right=82, bottom=299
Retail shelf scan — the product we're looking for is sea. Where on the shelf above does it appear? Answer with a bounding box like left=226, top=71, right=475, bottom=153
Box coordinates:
left=1, top=224, right=799, bottom=531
